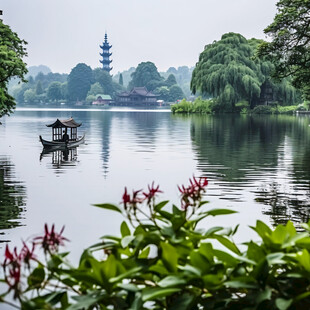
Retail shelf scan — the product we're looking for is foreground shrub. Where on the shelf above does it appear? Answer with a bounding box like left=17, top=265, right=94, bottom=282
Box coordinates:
left=2, top=178, right=310, bottom=309
left=171, top=98, right=213, bottom=114
left=252, top=105, right=274, bottom=114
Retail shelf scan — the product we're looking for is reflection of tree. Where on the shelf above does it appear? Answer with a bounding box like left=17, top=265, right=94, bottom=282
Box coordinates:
left=114, top=111, right=172, bottom=152
left=0, top=157, right=26, bottom=242
left=190, top=115, right=288, bottom=182
left=190, top=114, right=310, bottom=226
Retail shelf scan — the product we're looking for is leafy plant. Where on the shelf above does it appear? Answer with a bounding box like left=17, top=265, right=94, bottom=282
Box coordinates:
left=2, top=178, right=310, bottom=309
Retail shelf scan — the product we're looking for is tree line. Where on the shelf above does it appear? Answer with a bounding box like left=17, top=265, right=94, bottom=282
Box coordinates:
left=8, top=62, right=187, bottom=105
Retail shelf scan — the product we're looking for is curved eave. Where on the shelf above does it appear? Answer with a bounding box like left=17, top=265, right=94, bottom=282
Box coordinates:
left=46, top=118, right=82, bottom=128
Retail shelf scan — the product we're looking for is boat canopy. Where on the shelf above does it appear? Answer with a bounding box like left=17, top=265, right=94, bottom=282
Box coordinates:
left=46, top=118, right=82, bottom=128
left=46, top=118, right=82, bottom=141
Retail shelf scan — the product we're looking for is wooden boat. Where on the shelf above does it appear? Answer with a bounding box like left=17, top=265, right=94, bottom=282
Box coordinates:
left=39, top=117, right=85, bottom=149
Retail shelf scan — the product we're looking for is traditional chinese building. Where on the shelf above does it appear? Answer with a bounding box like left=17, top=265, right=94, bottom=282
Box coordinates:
left=115, top=87, right=158, bottom=106
left=99, top=33, right=112, bottom=73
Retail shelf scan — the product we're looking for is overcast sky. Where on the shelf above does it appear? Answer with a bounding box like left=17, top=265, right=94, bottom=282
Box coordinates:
left=2, top=0, right=278, bottom=74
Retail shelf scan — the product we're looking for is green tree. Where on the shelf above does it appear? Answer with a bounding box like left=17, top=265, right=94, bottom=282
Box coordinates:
left=93, top=68, right=115, bottom=96
left=191, top=33, right=300, bottom=110
left=257, top=0, right=310, bottom=100
left=0, top=20, right=27, bottom=117
left=128, top=61, right=163, bottom=91
left=35, top=80, right=43, bottom=95
left=87, top=82, right=104, bottom=96
left=47, top=82, right=62, bottom=101
left=67, top=63, right=92, bottom=101
left=165, top=74, right=177, bottom=87
left=191, top=33, right=263, bottom=109
left=169, top=85, right=185, bottom=102
left=23, top=89, right=35, bottom=103
left=154, top=86, right=170, bottom=102
left=119, top=73, right=123, bottom=86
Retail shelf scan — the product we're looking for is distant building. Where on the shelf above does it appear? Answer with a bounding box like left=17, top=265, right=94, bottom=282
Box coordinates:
left=115, top=87, right=158, bottom=106
left=92, top=94, right=113, bottom=105
left=99, top=33, right=112, bottom=73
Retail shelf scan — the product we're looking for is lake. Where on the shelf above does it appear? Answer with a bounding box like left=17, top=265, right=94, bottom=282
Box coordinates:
left=1, top=107, right=310, bottom=260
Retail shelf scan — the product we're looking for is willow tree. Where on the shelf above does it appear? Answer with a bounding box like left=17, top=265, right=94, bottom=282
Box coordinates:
left=191, top=33, right=299, bottom=110
left=258, top=0, right=310, bottom=100
left=0, top=20, right=27, bottom=118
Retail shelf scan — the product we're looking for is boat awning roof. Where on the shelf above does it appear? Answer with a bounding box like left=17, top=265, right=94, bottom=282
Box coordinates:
left=46, top=118, right=82, bottom=128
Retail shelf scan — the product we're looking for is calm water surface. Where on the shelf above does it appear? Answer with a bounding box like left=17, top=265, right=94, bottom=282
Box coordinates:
left=1, top=107, right=310, bottom=260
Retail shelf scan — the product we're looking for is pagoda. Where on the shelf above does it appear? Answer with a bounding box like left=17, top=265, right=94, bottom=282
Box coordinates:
left=99, top=33, right=112, bottom=73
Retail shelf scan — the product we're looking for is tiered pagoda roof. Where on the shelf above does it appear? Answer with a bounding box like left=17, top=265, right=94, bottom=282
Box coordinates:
left=99, top=33, right=113, bottom=73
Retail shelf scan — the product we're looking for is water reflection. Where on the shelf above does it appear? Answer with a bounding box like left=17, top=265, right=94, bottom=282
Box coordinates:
left=0, top=157, right=26, bottom=242
left=40, top=147, right=78, bottom=173
left=190, top=114, right=310, bottom=226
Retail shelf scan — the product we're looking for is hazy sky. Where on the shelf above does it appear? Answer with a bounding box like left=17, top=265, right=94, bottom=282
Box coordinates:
left=2, top=0, right=278, bottom=74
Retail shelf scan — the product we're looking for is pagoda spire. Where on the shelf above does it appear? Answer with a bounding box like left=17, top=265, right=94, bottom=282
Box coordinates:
left=99, top=32, right=113, bottom=73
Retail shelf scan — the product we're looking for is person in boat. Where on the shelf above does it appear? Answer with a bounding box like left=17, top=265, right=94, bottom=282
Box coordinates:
left=62, top=129, right=69, bottom=143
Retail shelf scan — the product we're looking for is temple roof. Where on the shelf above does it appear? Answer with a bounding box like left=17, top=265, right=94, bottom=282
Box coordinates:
left=46, top=118, right=82, bottom=128
left=118, top=87, right=157, bottom=97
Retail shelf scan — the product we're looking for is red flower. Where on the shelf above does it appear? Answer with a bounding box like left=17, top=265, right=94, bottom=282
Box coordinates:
left=122, top=187, right=144, bottom=210
left=34, top=224, right=68, bottom=254
left=122, top=187, right=131, bottom=209
left=143, top=182, right=162, bottom=205
left=178, top=176, right=208, bottom=209
left=20, top=242, right=36, bottom=267
left=3, top=245, right=22, bottom=299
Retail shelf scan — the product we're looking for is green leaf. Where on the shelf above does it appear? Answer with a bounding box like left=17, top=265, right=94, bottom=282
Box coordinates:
left=190, top=251, right=210, bottom=272
left=266, top=252, right=285, bottom=265
left=45, top=291, right=68, bottom=306
left=93, top=203, right=122, bottom=214
left=206, top=208, right=237, bottom=216
left=205, top=226, right=224, bottom=237
left=250, top=220, right=272, bottom=239
left=212, top=235, right=241, bottom=255
left=168, top=292, right=195, bottom=310
left=110, top=267, right=143, bottom=283
left=161, top=242, right=178, bottom=272
left=271, top=225, right=287, bottom=244
left=120, top=221, right=131, bottom=237
left=157, top=275, right=186, bottom=287
left=199, top=242, right=214, bottom=262
left=213, top=249, right=238, bottom=266
left=27, top=265, right=45, bottom=288
left=121, top=235, right=135, bottom=248
left=246, top=241, right=265, bottom=263
left=296, top=249, right=310, bottom=272
left=68, top=291, right=106, bottom=310
left=275, top=298, right=293, bottom=310
left=117, top=283, right=139, bottom=292
left=142, top=287, right=181, bottom=301
left=154, top=200, right=169, bottom=211
left=224, top=279, right=258, bottom=289
left=138, top=246, right=150, bottom=258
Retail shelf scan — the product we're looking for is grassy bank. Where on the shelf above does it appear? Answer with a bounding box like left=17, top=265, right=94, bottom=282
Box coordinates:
left=171, top=98, right=309, bottom=115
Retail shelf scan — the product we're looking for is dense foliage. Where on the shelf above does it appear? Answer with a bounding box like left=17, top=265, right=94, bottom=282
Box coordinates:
left=127, top=62, right=185, bottom=102
left=10, top=62, right=186, bottom=105
left=258, top=0, right=310, bottom=100
left=0, top=20, right=27, bottom=118
left=67, top=63, right=93, bottom=101
left=191, top=33, right=300, bottom=111
left=3, top=178, right=310, bottom=309
left=128, top=62, right=163, bottom=91
left=171, top=98, right=213, bottom=114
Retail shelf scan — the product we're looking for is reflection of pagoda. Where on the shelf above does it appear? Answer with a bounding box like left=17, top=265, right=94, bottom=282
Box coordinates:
left=99, top=33, right=113, bottom=73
